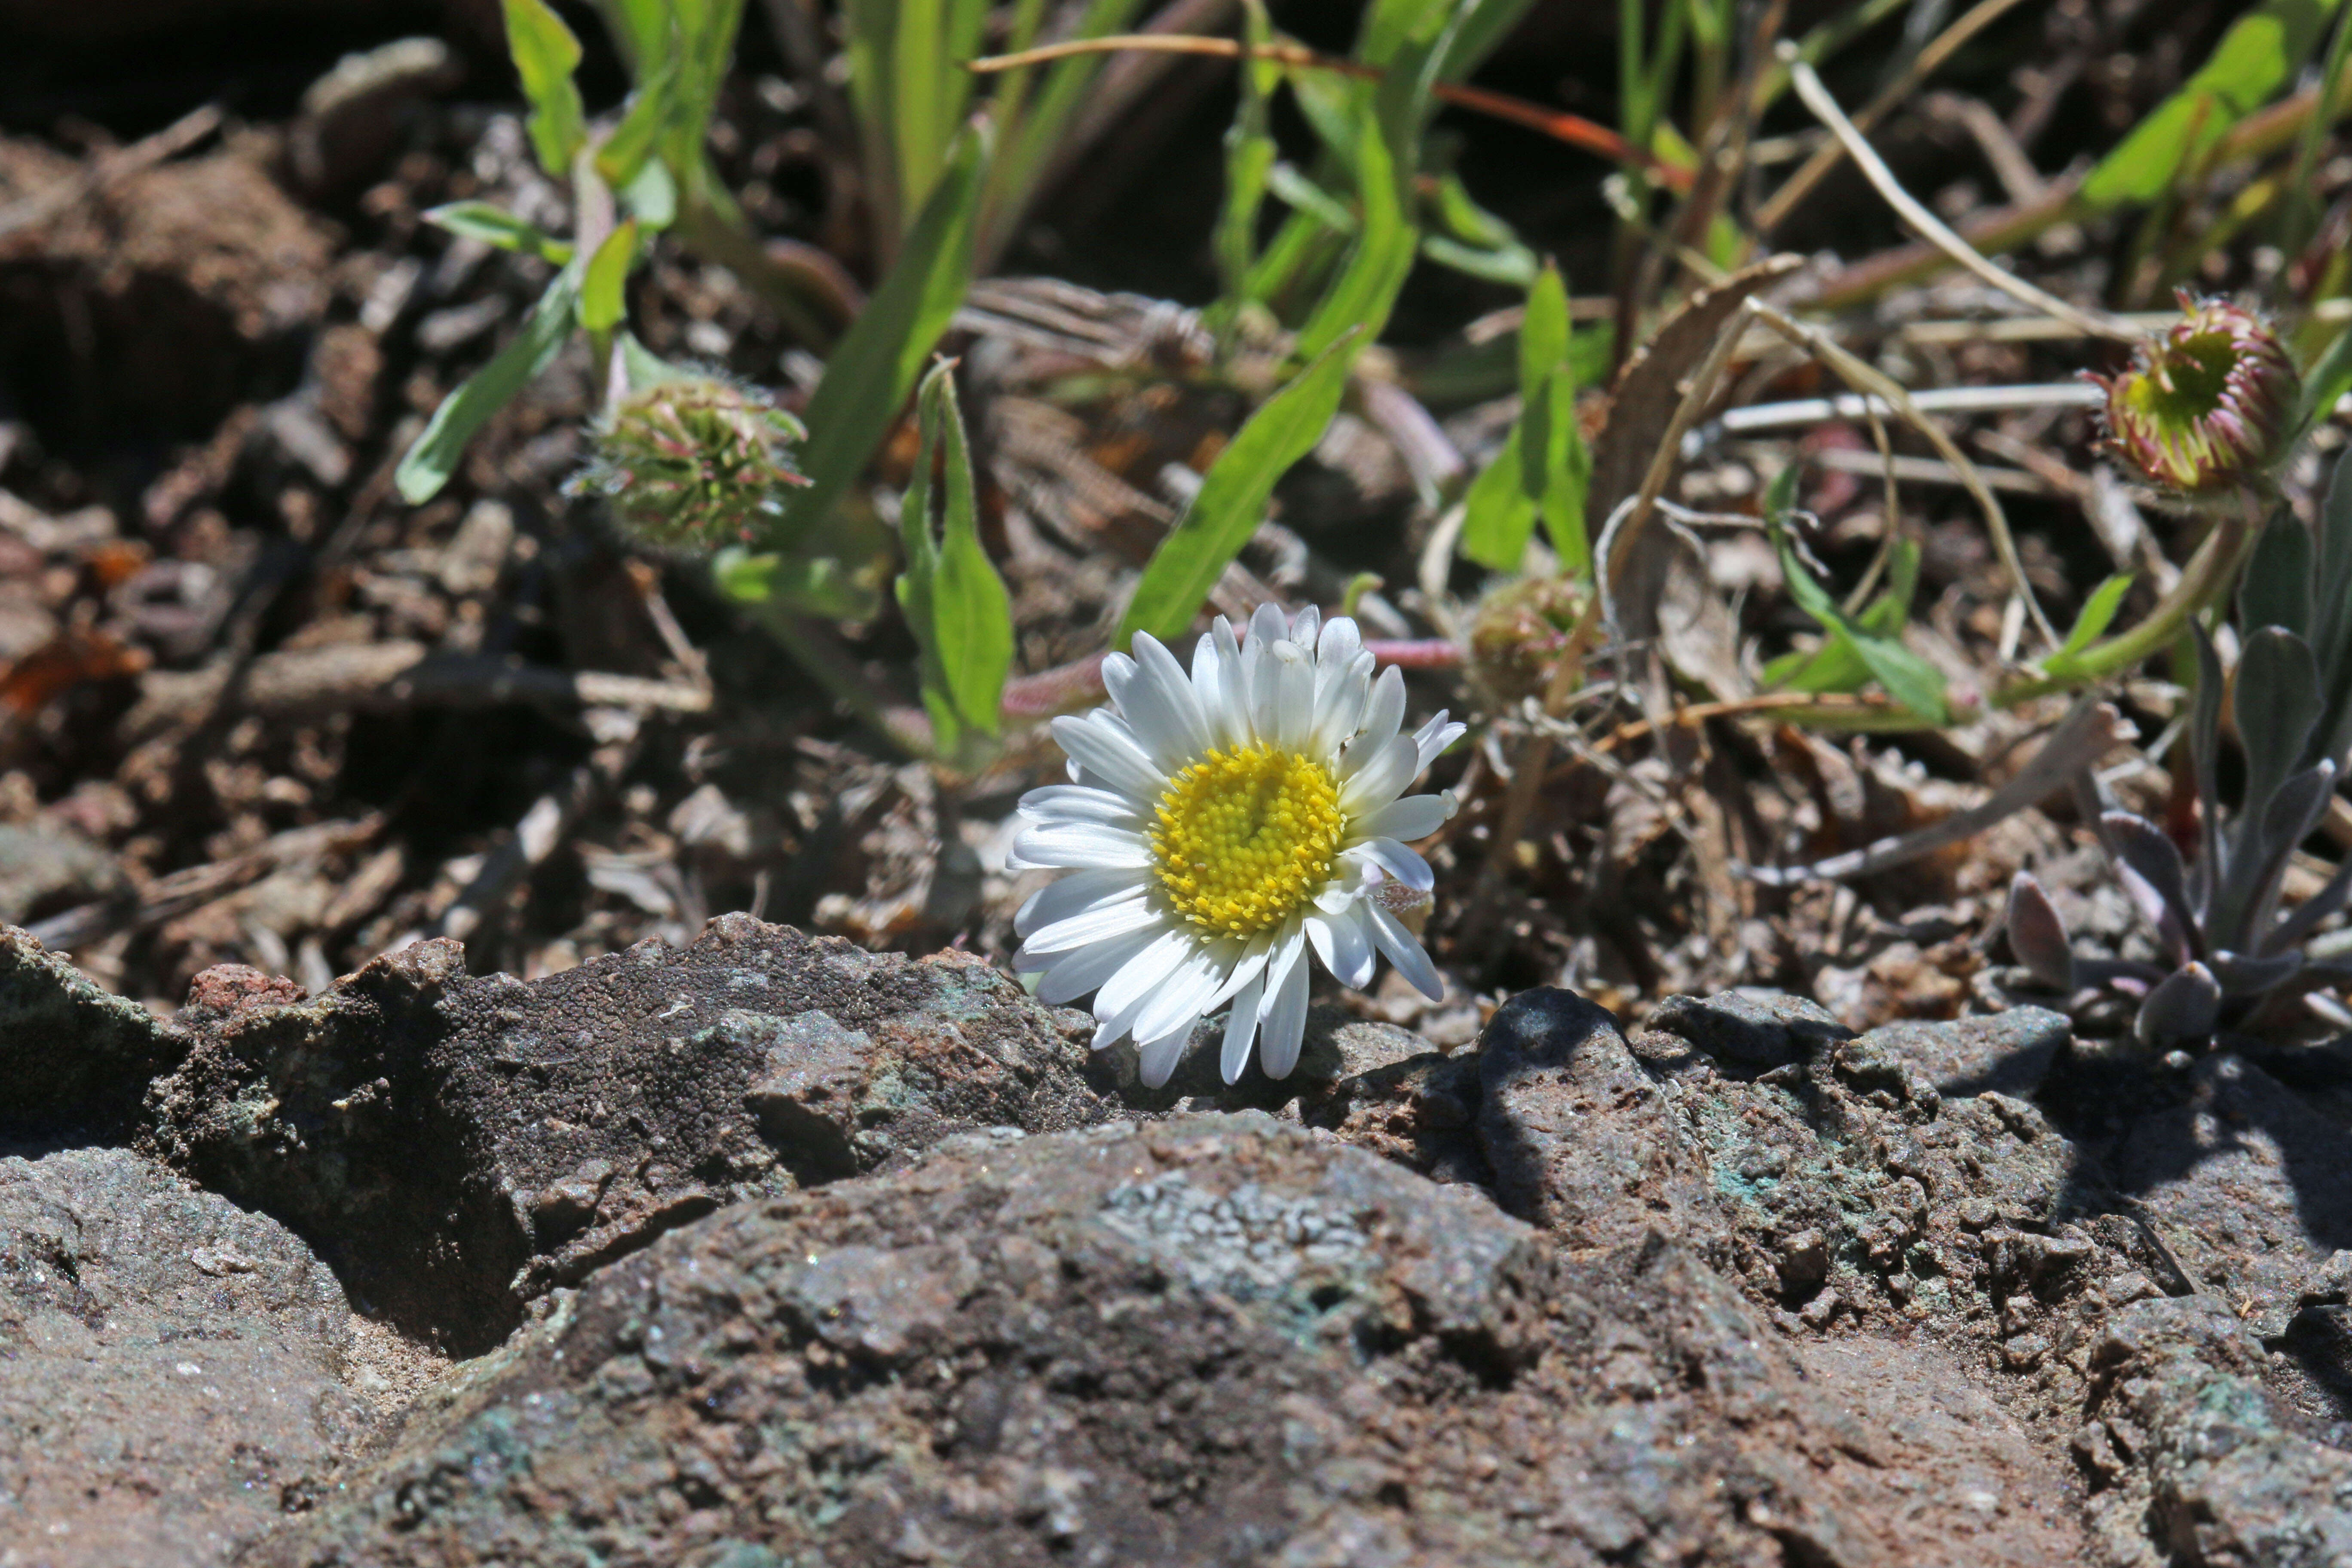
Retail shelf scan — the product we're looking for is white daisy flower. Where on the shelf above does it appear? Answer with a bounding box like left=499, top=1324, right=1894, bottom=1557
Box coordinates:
left=1011, top=605, right=1464, bottom=1090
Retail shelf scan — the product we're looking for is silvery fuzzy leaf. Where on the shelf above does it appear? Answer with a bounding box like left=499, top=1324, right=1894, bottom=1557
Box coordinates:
left=2264, top=849, right=2352, bottom=956
left=2005, top=872, right=2075, bottom=993
left=2135, top=961, right=2221, bottom=1045
left=2232, top=760, right=2342, bottom=947
left=2102, top=812, right=2199, bottom=964
left=2239, top=512, right=2314, bottom=641
left=2236, top=627, right=2320, bottom=832
left=2207, top=949, right=2303, bottom=997
left=2191, top=624, right=2225, bottom=912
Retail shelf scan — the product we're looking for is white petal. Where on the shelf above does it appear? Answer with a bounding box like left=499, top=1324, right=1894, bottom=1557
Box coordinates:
left=1316, top=614, right=1362, bottom=671
left=1266, top=641, right=1315, bottom=752
left=1017, top=894, right=1162, bottom=959
left=1198, top=619, right=1246, bottom=746
left=1203, top=933, right=1273, bottom=1011
left=1016, top=865, right=1150, bottom=936
left=1343, top=838, right=1435, bottom=890
left=1366, top=903, right=1443, bottom=1000
left=1351, top=793, right=1452, bottom=844
left=1339, top=736, right=1419, bottom=815
left=1309, top=650, right=1375, bottom=761
left=1219, top=973, right=1265, bottom=1084
left=1014, top=822, right=1154, bottom=869
left=1289, top=605, right=1321, bottom=647
left=1131, top=946, right=1228, bottom=1045
left=1051, top=715, right=1165, bottom=802
left=1106, top=640, right=1210, bottom=769
left=1095, top=929, right=1194, bottom=1023
left=1248, top=602, right=1289, bottom=649
left=1340, top=668, right=1406, bottom=778
left=1257, top=921, right=1306, bottom=1025
left=1133, top=632, right=1213, bottom=749
left=1137, top=1025, right=1193, bottom=1090
left=1413, top=712, right=1467, bottom=770
left=1306, top=906, right=1376, bottom=989
left=1036, top=924, right=1162, bottom=1004
left=1258, top=953, right=1311, bottom=1078
left=1018, top=784, right=1143, bottom=827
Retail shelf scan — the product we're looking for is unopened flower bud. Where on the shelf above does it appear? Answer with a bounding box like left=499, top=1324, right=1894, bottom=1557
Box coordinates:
left=575, top=374, right=807, bottom=550
left=1465, top=576, right=1583, bottom=707
left=2096, top=296, right=2297, bottom=496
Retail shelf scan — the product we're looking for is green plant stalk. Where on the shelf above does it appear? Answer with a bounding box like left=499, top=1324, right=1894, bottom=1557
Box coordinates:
left=1992, top=510, right=2262, bottom=708
left=2285, top=0, right=2352, bottom=252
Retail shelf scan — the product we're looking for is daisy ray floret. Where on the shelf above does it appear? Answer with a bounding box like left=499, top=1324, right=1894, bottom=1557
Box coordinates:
left=1011, top=605, right=1464, bottom=1089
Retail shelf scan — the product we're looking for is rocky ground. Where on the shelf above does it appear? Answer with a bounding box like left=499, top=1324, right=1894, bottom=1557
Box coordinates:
left=3, top=914, right=2349, bottom=1567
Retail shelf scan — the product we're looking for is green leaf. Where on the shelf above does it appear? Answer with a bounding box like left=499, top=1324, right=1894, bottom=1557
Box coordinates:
left=1459, top=426, right=1537, bottom=570
left=581, top=218, right=640, bottom=335
left=1517, top=262, right=1589, bottom=572
left=848, top=0, right=989, bottom=238
left=2294, top=316, right=2352, bottom=439
left=502, top=0, right=588, bottom=178
left=1211, top=0, right=1280, bottom=321
left=396, top=262, right=582, bottom=504
left=2082, top=0, right=2338, bottom=210
left=1292, top=105, right=1418, bottom=363
left=1772, top=527, right=1949, bottom=722
left=598, top=0, right=672, bottom=76
left=783, top=125, right=987, bottom=546
left=1266, top=163, right=1359, bottom=235
left=617, top=330, right=692, bottom=390
left=1420, top=236, right=1537, bottom=285
left=422, top=202, right=574, bottom=263
left=595, top=56, right=679, bottom=191
left=619, top=157, right=677, bottom=229
left=2042, top=572, right=2136, bottom=673
left=1120, top=331, right=1359, bottom=644
left=897, top=363, right=1015, bottom=750
left=712, top=546, right=879, bottom=620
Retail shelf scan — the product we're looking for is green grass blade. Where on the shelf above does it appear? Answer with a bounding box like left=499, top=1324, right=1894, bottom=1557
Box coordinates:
left=595, top=56, right=679, bottom=192
left=1459, top=426, right=1538, bottom=570
left=1120, top=332, right=1359, bottom=644
left=423, top=202, right=574, bottom=263
left=581, top=219, right=640, bottom=334
left=397, top=263, right=583, bottom=503
left=2083, top=0, right=2340, bottom=209
left=782, top=126, right=987, bottom=547
left=1773, top=527, right=1949, bottom=722
left=899, top=364, right=1014, bottom=746
left=502, top=0, right=588, bottom=178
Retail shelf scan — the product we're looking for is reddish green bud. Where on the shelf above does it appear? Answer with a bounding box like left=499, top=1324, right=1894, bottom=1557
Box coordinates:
left=2096, top=296, right=2297, bottom=496
left=575, top=374, right=807, bottom=551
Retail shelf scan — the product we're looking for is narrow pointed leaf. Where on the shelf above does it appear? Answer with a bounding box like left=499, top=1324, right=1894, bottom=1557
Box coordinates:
left=396, top=263, right=582, bottom=504
left=580, top=218, right=640, bottom=335
left=2045, top=573, right=2135, bottom=670
left=782, top=124, right=986, bottom=545
left=2103, top=811, right=2202, bottom=962
left=2236, top=626, right=2321, bottom=827
left=1120, top=331, right=1359, bottom=644
left=423, top=202, right=573, bottom=263
left=502, top=0, right=588, bottom=178
left=896, top=363, right=1014, bottom=745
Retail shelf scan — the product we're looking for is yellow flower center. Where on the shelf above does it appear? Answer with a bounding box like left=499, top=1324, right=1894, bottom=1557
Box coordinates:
left=1150, top=743, right=1345, bottom=935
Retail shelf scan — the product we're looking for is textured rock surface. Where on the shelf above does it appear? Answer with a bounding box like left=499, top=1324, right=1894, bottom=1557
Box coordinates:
left=258, top=1115, right=2087, bottom=1568
left=1476, top=987, right=1726, bottom=1250
left=0, top=1144, right=372, bottom=1566
left=143, top=916, right=1123, bottom=1350
left=7, top=918, right=2352, bottom=1565
left=0, top=925, right=182, bottom=1139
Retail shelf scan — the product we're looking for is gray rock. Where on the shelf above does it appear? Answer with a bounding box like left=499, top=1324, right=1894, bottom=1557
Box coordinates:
left=1645, top=988, right=1852, bottom=1069
left=1475, top=987, right=1726, bottom=1250
left=0, top=1144, right=371, bottom=1565
left=1302, top=1047, right=1487, bottom=1183
left=0, top=924, right=181, bottom=1139
left=2101, top=1052, right=2352, bottom=1336
left=142, top=916, right=1124, bottom=1351
left=255, top=1115, right=2090, bottom=1568
left=0, top=824, right=119, bottom=926
left=1861, top=1006, right=2069, bottom=1097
